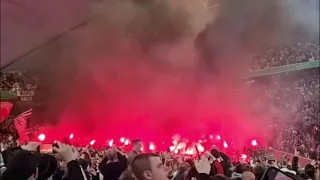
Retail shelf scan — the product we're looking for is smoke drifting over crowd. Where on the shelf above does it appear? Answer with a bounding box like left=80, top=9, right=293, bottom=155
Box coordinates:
left=36, top=0, right=318, bottom=146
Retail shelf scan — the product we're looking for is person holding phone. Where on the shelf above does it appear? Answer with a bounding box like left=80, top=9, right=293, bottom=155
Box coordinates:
left=39, top=144, right=54, bottom=154
left=2, top=142, right=87, bottom=180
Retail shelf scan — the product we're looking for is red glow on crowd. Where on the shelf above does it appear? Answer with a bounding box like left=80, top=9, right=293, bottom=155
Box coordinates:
left=38, top=134, right=46, bottom=142
left=185, top=148, right=194, bottom=155
left=30, top=126, right=266, bottom=155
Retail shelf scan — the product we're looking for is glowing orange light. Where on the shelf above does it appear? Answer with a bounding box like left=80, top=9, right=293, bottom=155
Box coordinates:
left=38, top=134, right=46, bottom=142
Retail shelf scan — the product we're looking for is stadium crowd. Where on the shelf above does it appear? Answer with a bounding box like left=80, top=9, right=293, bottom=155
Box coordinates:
left=0, top=40, right=319, bottom=180
left=251, top=41, right=320, bottom=70
left=252, top=68, right=320, bottom=158
left=0, top=71, right=37, bottom=91
left=0, top=137, right=319, bottom=180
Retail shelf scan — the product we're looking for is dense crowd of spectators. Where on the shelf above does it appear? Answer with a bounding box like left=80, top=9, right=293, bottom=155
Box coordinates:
left=251, top=68, right=320, bottom=157
left=251, top=41, right=320, bottom=70
left=0, top=136, right=319, bottom=180
left=0, top=71, right=37, bottom=91
left=0, top=40, right=319, bottom=179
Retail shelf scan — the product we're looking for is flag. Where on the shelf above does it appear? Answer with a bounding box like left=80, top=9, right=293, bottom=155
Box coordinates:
left=14, top=109, right=32, bottom=142
left=0, top=102, right=13, bottom=123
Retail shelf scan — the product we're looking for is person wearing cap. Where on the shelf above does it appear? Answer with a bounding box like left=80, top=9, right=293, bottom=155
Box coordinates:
left=2, top=142, right=88, bottom=180
left=2, top=142, right=42, bottom=180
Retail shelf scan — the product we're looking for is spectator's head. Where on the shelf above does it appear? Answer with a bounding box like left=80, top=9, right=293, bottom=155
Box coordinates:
left=120, top=169, right=137, bottom=180
left=299, top=173, right=311, bottom=180
left=178, top=162, right=191, bottom=173
left=78, top=158, right=90, bottom=170
left=132, top=139, right=142, bottom=153
left=212, top=174, right=229, bottom=180
left=80, top=152, right=90, bottom=160
left=185, top=159, right=194, bottom=166
left=244, top=165, right=252, bottom=172
left=235, top=164, right=245, bottom=174
left=2, top=150, right=41, bottom=180
left=2, top=146, right=22, bottom=165
left=107, top=148, right=117, bottom=161
left=253, top=165, right=265, bottom=180
left=37, top=154, right=58, bottom=180
left=132, top=153, right=167, bottom=180
left=242, top=171, right=255, bottom=180
left=211, top=149, right=221, bottom=159
left=280, top=160, right=288, bottom=168
left=304, top=164, right=315, bottom=179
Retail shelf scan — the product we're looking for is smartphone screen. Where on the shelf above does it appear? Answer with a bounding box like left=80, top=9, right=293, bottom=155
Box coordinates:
left=40, top=144, right=53, bottom=154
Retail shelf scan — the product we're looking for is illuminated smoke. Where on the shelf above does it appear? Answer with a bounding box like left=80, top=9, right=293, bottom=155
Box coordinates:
left=30, top=0, right=319, bottom=149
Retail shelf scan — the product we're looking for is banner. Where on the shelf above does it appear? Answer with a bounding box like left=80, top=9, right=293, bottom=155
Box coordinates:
left=13, top=109, right=32, bottom=142
left=17, top=90, right=34, bottom=102
left=17, top=90, right=35, bottom=97
left=0, top=102, right=13, bottom=123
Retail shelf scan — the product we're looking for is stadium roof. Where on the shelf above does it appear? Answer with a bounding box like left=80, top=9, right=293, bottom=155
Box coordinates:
left=1, top=0, right=217, bottom=71
left=0, top=0, right=87, bottom=69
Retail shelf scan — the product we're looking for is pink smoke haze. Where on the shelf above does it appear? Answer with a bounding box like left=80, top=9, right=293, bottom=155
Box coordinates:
left=29, top=0, right=318, bottom=150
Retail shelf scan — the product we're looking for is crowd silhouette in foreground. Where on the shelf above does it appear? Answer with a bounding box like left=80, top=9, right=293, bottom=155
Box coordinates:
left=0, top=40, right=319, bottom=180
left=0, top=137, right=319, bottom=180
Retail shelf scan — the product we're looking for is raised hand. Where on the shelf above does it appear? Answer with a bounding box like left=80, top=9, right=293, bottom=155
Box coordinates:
left=195, top=156, right=211, bottom=174
left=21, top=142, right=40, bottom=152
left=53, top=141, right=76, bottom=164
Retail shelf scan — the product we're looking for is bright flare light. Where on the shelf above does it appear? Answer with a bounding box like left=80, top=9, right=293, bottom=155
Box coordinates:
left=223, top=141, right=228, bottom=148
left=108, top=140, right=113, bottom=147
left=38, top=134, right=46, bottom=142
left=185, top=148, right=194, bottom=155
left=69, top=133, right=74, bottom=139
left=251, top=140, right=258, bottom=147
left=169, top=146, right=175, bottom=152
left=216, top=135, right=221, bottom=140
left=241, top=154, right=247, bottom=159
left=149, top=143, right=155, bottom=151
left=124, top=139, right=129, bottom=145
left=90, top=140, right=96, bottom=145
left=197, top=144, right=204, bottom=152
left=174, top=149, right=178, bottom=154
left=177, top=142, right=186, bottom=150
left=120, top=137, right=125, bottom=143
